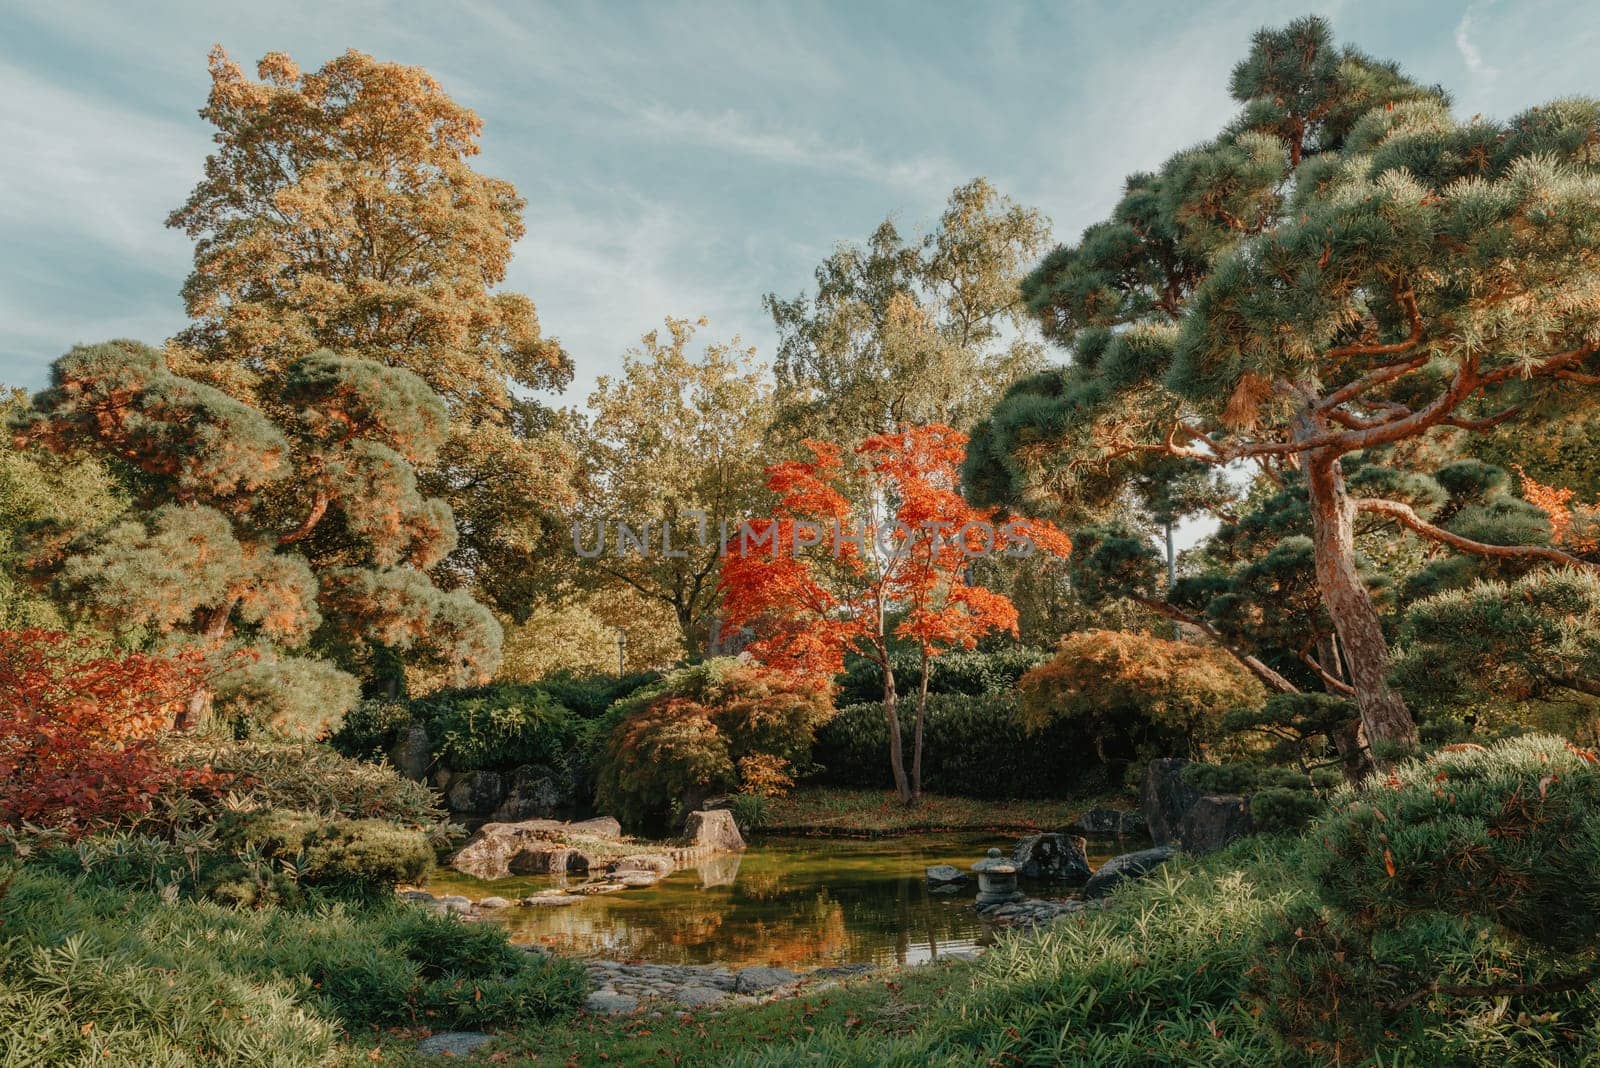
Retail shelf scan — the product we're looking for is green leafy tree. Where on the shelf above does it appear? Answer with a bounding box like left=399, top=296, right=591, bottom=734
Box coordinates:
left=767, top=178, right=1049, bottom=446
left=13, top=340, right=498, bottom=733
left=967, top=17, right=1600, bottom=757
left=571, top=317, right=775, bottom=656
left=0, top=387, right=127, bottom=631
left=165, top=47, right=576, bottom=614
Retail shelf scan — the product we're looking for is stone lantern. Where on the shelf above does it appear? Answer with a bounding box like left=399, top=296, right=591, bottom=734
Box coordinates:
left=971, top=847, right=1023, bottom=908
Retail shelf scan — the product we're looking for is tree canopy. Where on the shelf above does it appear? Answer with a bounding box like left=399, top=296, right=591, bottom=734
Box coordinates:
left=966, top=16, right=1600, bottom=757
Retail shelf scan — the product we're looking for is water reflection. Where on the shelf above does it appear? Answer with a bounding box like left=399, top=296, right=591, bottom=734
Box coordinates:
left=426, top=833, right=1119, bottom=968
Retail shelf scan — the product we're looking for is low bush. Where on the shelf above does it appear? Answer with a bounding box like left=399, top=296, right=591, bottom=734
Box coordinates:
left=810, top=692, right=1098, bottom=798
left=537, top=668, right=662, bottom=717
left=0, top=864, right=586, bottom=1064
left=214, top=808, right=433, bottom=895
left=1182, top=761, right=1340, bottom=833
left=328, top=696, right=414, bottom=759
left=594, top=659, right=834, bottom=829
left=168, top=738, right=449, bottom=834
left=834, top=645, right=1049, bottom=705
left=1254, top=735, right=1600, bottom=1064
left=414, top=683, right=576, bottom=771
left=0, top=629, right=224, bottom=835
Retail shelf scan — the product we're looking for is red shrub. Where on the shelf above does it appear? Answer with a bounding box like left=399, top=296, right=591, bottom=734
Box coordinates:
left=0, top=629, right=217, bottom=833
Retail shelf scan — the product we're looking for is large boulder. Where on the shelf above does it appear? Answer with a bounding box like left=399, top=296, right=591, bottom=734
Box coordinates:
left=449, top=816, right=630, bottom=879
left=1178, top=794, right=1254, bottom=855
left=683, top=808, right=746, bottom=852
left=1011, top=833, right=1092, bottom=885
left=387, top=723, right=431, bottom=781
left=445, top=769, right=505, bottom=816
left=1082, top=845, right=1177, bottom=899
left=491, top=764, right=568, bottom=822
left=1142, top=758, right=1201, bottom=846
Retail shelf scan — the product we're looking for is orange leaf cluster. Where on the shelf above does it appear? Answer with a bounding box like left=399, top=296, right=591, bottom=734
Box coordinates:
left=719, top=425, right=1070, bottom=682
left=0, top=630, right=224, bottom=834
left=1516, top=467, right=1600, bottom=555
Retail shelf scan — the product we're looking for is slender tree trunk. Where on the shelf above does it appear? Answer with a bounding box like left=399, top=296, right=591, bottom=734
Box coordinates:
left=1301, top=440, right=1418, bottom=759
left=911, top=648, right=930, bottom=804
left=1164, top=519, right=1177, bottom=589
left=882, top=657, right=912, bottom=804
left=1317, top=631, right=1373, bottom=783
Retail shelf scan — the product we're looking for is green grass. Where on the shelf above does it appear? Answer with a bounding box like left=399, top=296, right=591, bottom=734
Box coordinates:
left=761, top=786, right=1131, bottom=836
left=384, top=964, right=964, bottom=1067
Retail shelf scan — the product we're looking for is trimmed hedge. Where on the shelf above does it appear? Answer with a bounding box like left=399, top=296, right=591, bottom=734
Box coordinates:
left=835, top=646, right=1051, bottom=705
left=810, top=692, right=1100, bottom=799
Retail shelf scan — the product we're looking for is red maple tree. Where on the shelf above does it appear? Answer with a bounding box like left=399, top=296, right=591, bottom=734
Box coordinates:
left=0, top=629, right=223, bottom=834
left=719, top=425, right=1070, bottom=803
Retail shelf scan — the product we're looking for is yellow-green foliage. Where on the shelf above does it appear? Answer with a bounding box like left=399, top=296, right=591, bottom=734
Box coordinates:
left=1018, top=629, right=1264, bottom=760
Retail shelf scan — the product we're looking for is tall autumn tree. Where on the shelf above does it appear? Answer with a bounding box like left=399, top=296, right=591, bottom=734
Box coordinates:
left=165, top=48, right=574, bottom=613
left=571, top=317, right=775, bottom=655
left=966, top=17, right=1600, bottom=757
left=13, top=340, right=498, bottom=733
left=767, top=179, right=1050, bottom=446
left=720, top=425, right=1067, bottom=802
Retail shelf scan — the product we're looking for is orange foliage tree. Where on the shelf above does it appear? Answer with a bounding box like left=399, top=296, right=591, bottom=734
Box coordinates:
left=0, top=630, right=223, bottom=834
left=1517, top=467, right=1600, bottom=558
left=720, top=424, right=1069, bottom=803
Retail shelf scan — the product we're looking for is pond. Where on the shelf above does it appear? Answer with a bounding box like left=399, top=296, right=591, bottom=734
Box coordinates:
left=425, top=832, right=1125, bottom=969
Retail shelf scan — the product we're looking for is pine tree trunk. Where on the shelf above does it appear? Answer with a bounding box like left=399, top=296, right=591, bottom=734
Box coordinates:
left=881, top=658, right=912, bottom=804
left=910, top=649, right=930, bottom=804
left=1302, top=446, right=1418, bottom=760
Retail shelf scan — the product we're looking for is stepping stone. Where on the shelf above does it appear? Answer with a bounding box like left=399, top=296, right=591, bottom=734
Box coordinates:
left=734, top=966, right=797, bottom=994
left=674, top=985, right=729, bottom=1007
left=416, top=1032, right=496, bottom=1057
left=584, top=991, right=639, bottom=1015
left=475, top=896, right=512, bottom=909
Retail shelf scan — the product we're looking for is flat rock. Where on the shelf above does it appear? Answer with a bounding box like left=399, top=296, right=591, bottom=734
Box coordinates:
left=1082, top=845, right=1178, bottom=900
left=613, top=853, right=675, bottom=877
left=674, top=985, right=729, bottom=1007
left=416, top=1032, right=496, bottom=1057
left=475, top=896, right=512, bottom=909
left=609, top=871, right=661, bottom=888
left=809, top=963, right=876, bottom=980
left=585, top=991, right=640, bottom=1015
left=925, top=864, right=968, bottom=885
left=521, top=893, right=582, bottom=907
left=734, top=966, right=796, bottom=994
left=450, top=817, right=631, bottom=880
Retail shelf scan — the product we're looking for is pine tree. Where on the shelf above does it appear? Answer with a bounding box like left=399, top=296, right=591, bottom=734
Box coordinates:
left=966, top=17, right=1600, bottom=758
left=13, top=340, right=499, bottom=733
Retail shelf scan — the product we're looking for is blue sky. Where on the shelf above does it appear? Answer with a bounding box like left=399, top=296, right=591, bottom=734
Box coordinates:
left=2, top=0, right=1596, bottom=405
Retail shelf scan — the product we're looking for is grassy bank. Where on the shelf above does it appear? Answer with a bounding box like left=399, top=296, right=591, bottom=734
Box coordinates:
left=759, top=786, right=1130, bottom=836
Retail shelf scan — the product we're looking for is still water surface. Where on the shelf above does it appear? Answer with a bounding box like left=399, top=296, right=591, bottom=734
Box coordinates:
left=426, top=832, right=1121, bottom=968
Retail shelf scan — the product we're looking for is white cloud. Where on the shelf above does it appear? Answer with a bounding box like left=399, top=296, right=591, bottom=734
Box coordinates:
left=633, top=104, right=961, bottom=195
left=1455, top=6, right=1499, bottom=81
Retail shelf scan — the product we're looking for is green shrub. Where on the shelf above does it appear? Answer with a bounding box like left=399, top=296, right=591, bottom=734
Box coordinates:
left=329, top=697, right=413, bottom=759
left=0, top=863, right=586, bottom=1060
left=811, top=692, right=1098, bottom=798
left=1253, top=735, right=1600, bottom=1063
left=1248, top=787, right=1327, bottom=833
left=537, top=669, right=661, bottom=717
left=727, top=793, right=771, bottom=833
left=166, top=739, right=447, bottom=832
left=215, top=808, right=432, bottom=895
left=415, top=684, right=576, bottom=771
left=834, top=646, right=1050, bottom=705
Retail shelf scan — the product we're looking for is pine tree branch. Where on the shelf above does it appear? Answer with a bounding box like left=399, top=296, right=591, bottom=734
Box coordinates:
left=1134, top=594, right=1301, bottom=694
left=1388, top=963, right=1600, bottom=1015
left=1353, top=497, right=1597, bottom=571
